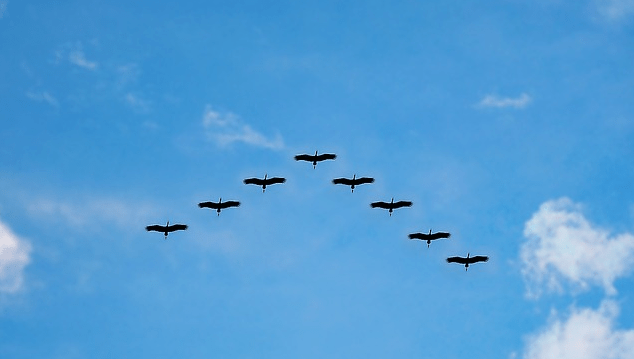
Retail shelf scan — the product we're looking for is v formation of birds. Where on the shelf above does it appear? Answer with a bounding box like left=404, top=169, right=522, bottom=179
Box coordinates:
left=145, top=150, right=488, bottom=271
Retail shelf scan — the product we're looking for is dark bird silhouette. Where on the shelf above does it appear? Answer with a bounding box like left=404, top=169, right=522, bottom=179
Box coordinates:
left=408, top=229, right=451, bottom=247
left=370, top=198, right=413, bottom=216
left=243, top=174, right=286, bottom=192
left=294, top=150, right=337, bottom=169
left=332, top=174, right=375, bottom=193
left=145, top=221, right=188, bottom=239
left=446, top=253, right=489, bottom=271
left=198, top=198, right=241, bottom=216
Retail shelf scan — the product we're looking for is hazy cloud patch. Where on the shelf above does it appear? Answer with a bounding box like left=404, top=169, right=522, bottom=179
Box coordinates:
left=124, top=93, right=151, bottom=113
left=521, top=198, right=634, bottom=298
left=0, top=1, right=7, bottom=18
left=478, top=93, right=532, bottom=109
left=594, top=0, right=634, bottom=21
left=0, top=219, right=31, bottom=294
left=54, top=42, right=98, bottom=70
left=26, top=91, right=59, bottom=107
left=522, top=300, right=634, bottom=359
left=202, top=105, right=284, bottom=149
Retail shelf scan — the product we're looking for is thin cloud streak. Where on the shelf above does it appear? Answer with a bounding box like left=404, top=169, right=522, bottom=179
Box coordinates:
left=202, top=105, right=284, bottom=149
left=0, top=219, right=31, bottom=294
left=26, top=91, right=59, bottom=107
left=69, top=50, right=98, bottom=70
left=521, top=198, right=634, bottom=298
left=595, top=0, right=634, bottom=21
left=478, top=93, right=532, bottom=109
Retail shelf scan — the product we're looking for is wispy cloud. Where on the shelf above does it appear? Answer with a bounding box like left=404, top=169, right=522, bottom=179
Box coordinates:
left=594, top=0, right=634, bottom=21
left=522, top=300, right=634, bottom=359
left=54, top=42, right=98, bottom=70
left=0, top=219, right=31, bottom=294
left=26, top=91, right=59, bottom=107
left=0, top=1, right=7, bottom=19
left=27, top=197, right=159, bottom=232
left=478, top=93, right=532, bottom=109
left=124, top=93, right=151, bottom=113
left=202, top=105, right=284, bottom=149
left=69, top=49, right=97, bottom=70
left=520, top=198, right=634, bottom=298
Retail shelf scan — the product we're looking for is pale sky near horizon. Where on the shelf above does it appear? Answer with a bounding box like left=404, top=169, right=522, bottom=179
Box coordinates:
left=2, top=1, right=634, bottom=358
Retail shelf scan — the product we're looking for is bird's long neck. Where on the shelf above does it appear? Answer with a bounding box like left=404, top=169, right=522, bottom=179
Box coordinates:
left=429, top=229, right=432, bottom=235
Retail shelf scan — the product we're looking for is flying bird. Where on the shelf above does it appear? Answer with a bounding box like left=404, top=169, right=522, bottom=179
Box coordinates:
left=370, top=198, right=413, bottom=216
left=332, top=174, right=375, bottom=193
left=243, top=174, right=286, bottom=192
left=294, top=151, right=337, bottom=169
left=408, top=229, right=451, bottom=247
left=446, top=253, right=489, bottom=271
left=145, top=221, right=188, bottom=239
left=198, top=198, right=241, bottom=216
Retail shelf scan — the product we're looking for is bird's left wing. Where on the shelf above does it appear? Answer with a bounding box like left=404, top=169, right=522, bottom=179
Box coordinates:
left=370, top=201, right=390, bottom=209
left=446, top=256, right=467, bottom=264
left=470, top=255, right=489, bottom=263
left=221, top=201, right=241, bottom=208
left=145, top=225, right=164, bottom=232
left=198, top=201, right=218, bottom=209
left=294, top=154, right=312, bottom=162
left=168, top=224, right=188, bottom=231
left=393, top=201, right=413, bottom=208
left=267, top=177, right=286, bottom=184
left=315, top=153, right=337, bottom=161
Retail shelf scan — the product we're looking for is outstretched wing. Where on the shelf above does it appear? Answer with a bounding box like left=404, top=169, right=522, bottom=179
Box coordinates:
left=294, top=154, right=313, bottom=162
left=469, top=255, right=489, bottom=264
left=430, top=232, right=451, bottom=240
left=265, top=177, right=286, bottom=185
left=333, top=177, right=354, bottom=186
left=244, top=178, right=264, bottom=185
left=354, top=177, right=375, bottom=185
left=315, top=153, right=337, bottom=161
left=408, top=232, right=428, bottom=240
left=145, top=225, right=166, bottom=232
left=167, top=224, right=188, bottom=232
left=393, top=201, right=413, bottom=208
left=220, top=201, right=241, bottom=209
left=370, top=201, right=390, bottom=209
left=198, top=201, right=219, bottom=209
left=446, top=256, right=468, bottom=264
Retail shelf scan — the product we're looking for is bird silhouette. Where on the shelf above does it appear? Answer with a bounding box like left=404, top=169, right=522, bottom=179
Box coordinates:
left=243, top=174, right=286, bottom=192
left=145, top=221, right=188, bottom=239
left=370, top=198, right=413, bottom=216
left=198, top=198, right=240, bottom=216
left=294, top=150, right=337, bottom=169
left=332, top=174, right=375, bottom=193
left=446, top=253, right=489, bottom=271
left=408, top=229, right=451, bottom=247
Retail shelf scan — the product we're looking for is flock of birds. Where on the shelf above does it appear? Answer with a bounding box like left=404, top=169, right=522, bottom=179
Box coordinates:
left=146, top=151, right=489, bottom=271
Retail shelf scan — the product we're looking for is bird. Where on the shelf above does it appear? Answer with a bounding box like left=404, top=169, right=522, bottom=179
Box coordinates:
left=332, top=174, right=375, bottom=193
left=370, top=198, right=413, bottom=216
left=294, top=150, right=337, bottom=169
left=408, top=229, right=451, bottom=247
left=145, top=221, right=188, bottom=239
left=198, top=198, right=240, bottom=216
left=243, top=174, right=286, bottom=192
left=446, top=253, right=489, bottom=271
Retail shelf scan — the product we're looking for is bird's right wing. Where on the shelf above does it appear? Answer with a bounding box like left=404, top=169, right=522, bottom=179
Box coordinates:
left=168, top=224, right=188, bottom=232
left=243, top=178, right=263, bottom=185
left=370, top=201, right=390, bottom=209
left=145, top=225, right=165, bottom=232
left=470, top=256, right=489, bottom=263
left=332, top=178, right=353, bottom=185
left=408, top=233, right=426, bottom=240
left=221, top=201, right=241, bottom=208
left=294, top=154, right=312, bottom=162
left=393, top=201, right=413, bottom=208
left=315, top=153, right=337, bottom=161
left=430, top=232, right=451, bottom=240
left=446, top=256, right=468, bottom=264
left=198, top=202, right=218, bottom=209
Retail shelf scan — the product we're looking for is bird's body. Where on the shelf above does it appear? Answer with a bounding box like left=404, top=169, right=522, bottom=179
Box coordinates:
left=446, top=253, right=489, bottom=271
left=408, top=229, right=451, bottom=247
left=370, top=198, right=413, bottom=216
left=145, top=221, right=188, bottom=239
left=332, top=174, right=374, bottom=192
left=294, top=151, right=337, bottom=169
left=243, top=174, right=286, bottom=192
left=198, top=198, right=240, bottom=216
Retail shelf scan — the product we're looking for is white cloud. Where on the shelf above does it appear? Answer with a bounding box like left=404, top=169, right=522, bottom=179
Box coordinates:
left=202, top=105, right=284, bottom=149
left=478, top=93, right=532, bottom=109
left=0, top=219, right=31, bottom=294
left=594, top=0, right=634, bottom=21
left=522, top=300, right=634, bottom=359
left=26, top=91, right=59, bottom=107
left=521, top=198, right=634, bottom=298
left=69, top=49, right=97, bottom=70
left=125, top=93, right=151, bottom=113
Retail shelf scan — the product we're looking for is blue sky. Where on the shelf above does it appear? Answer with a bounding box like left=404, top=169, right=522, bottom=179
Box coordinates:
left=1, top=0, right=634, bottom=358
